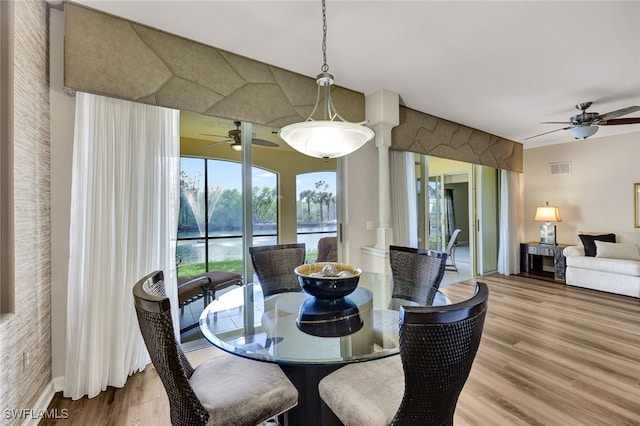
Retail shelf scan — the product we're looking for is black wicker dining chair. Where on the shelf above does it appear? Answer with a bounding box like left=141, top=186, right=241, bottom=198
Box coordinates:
left=319, top=282, right=488, bottom=426
left=249, top=243, right=306, bottom=297
left=133, top=270, right=298, bottom=426
left=389, top=245, right=448, bottom=304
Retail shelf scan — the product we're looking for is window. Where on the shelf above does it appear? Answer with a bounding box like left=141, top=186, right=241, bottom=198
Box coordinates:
left=296, top=171, right=337, bottom=261
left=177, top=157, right=277, bottom=278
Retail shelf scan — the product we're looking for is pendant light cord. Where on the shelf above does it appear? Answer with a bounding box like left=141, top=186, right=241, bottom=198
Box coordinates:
left=321, top=0, right=329, bottom=73
left=278, top=0, right=375, bottom=158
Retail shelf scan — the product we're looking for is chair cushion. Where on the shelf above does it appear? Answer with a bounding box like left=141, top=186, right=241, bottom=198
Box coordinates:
left=202, top=271, right=242, bottom=290
left=318, top=355, right=403, bottom=426
left=177, top=276, right=209, bottom=302
left=178, top=271, right=242, bottom=304
left=190, top=353, right=298, bottom=425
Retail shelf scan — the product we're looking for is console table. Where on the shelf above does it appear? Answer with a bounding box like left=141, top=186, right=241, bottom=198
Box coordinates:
left=520, top=242, right=569, bottom=282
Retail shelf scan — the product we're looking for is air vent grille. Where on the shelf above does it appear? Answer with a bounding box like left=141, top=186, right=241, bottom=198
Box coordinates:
left=550, top=161, right=571, bottom=175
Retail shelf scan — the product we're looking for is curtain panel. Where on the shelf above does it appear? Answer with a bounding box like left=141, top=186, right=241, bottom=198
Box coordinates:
left=498, top=169, right=522, bottom=275
left=390, top=150, right=418, bottom=247
left=63, top=93, right=180, bottom=399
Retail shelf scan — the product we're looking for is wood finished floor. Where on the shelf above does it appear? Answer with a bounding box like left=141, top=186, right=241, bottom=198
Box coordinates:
left=42, top=274, right=640, bottom=425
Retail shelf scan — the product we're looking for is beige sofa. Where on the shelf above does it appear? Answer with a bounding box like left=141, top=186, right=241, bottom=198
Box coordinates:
left=563, top=232, right=640, bottom=298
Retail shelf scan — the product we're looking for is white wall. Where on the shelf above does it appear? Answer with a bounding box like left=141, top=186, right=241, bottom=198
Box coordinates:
left=341, top=141, right=379, bottom=267
left=523, top=131, right=640, bottom=245
left=50, top=9, right=75, bottom=384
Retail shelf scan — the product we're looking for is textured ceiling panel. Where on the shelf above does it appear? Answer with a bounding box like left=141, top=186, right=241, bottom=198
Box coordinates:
left=393, top=107, right=523, bottom=172
left=63, top=3, right=364, bottom=127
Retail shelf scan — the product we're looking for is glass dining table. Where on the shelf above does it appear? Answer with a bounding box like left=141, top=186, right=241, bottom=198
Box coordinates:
left=199, top=271, right=450, bottom=425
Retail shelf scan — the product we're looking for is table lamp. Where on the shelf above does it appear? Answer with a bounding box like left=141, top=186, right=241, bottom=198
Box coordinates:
left=534, top=202, right=562, bottom=245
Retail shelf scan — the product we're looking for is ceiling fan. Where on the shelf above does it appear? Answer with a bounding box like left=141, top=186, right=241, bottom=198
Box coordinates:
left=525, top=102, right=640, bottom=140
left=202, top=121, right=279, bottom=151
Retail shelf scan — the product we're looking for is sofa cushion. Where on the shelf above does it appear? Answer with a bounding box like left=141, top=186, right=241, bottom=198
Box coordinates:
left=566, top=256, right=640, bottom=277
left=595, top=241, right=640, bottom=261
left=563, top=246, right=585, bottom=257
left=618, top=232, right=640, bottom=247
left=579, top=233, right=616, bottom=257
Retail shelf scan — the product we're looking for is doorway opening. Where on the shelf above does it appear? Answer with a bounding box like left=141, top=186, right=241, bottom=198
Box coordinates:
left=415, top=155, right=498, bottom=285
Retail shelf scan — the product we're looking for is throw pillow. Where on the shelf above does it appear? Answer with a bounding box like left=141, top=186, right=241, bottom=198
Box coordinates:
left=578, top=233, right=616, bottom=257
left=595, top=241, right=640, bottom=261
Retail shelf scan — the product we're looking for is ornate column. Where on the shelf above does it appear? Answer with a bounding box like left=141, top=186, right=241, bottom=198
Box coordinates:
left=360, top=89, right=399, bottom=271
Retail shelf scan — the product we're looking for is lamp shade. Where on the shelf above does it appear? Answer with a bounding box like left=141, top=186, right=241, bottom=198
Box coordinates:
left=279, top=120, right=374, bottom=159
left=534, top=205, right=562, bottom=222
left=570, top=125, right=598, bottom=139
left=230, top=141, right=242, bottom=152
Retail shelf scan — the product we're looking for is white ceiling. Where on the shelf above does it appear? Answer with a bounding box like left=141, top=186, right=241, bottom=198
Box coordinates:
left=72, top=0, right=640, bottom=149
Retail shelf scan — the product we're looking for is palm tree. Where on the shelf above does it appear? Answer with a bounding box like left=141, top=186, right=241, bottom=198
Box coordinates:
left=299, top=189, right=315, bottom=222
left=325, top=192, right=334, bottom=221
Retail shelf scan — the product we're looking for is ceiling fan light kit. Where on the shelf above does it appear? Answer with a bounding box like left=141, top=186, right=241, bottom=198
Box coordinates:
left=203, top=121, right=279, bottom=150
left=570, top=125, right=598, bottom=139
left=278, top=0, right=374, bottom=159
left=525, top=101, right=640, bottom=141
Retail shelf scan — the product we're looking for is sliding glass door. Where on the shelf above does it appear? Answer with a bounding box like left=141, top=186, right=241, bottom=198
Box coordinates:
left=473, top=164, right=499, bottom=275
left=177, top=157, right=277, bottom=277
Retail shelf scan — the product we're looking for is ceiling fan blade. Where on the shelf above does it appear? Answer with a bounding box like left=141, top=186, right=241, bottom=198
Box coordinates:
left=201, top=133, right=230, bottom=138
left=597, top=117, right=640, bottom=126
left=204, top=139, right=231, bottom=148
left=540, top=121, right=571, bottom=125
left=524, top=126, right=571, bottom=141
left=595, top=106, right=640, bottom=122
left=252, top=138, right=279, bottom=148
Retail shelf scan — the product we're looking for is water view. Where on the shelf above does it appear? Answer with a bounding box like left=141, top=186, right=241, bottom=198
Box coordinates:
left=177, top=225, right=337, bottom=265
left=178, top=157, right=337, bottom=276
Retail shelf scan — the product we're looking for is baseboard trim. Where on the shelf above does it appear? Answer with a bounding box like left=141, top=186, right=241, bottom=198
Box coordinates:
left=21, top=380, right=56, bottom=426
left=53, top=375, right=64, bottom=392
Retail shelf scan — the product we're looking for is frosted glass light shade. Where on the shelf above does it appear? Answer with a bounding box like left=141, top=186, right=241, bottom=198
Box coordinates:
left=534, top=205, right=563, bottom=223
left=570, top=125, right=598, bottom=139
left=230, top=141, right=243, bottom=151
left=279, top=120, right=375, bottom=159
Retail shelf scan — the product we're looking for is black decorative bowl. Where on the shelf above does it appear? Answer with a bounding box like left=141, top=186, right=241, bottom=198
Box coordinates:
left=295, top=262, right=362, bottom=299
left=297, top=297, right=363, bottom=337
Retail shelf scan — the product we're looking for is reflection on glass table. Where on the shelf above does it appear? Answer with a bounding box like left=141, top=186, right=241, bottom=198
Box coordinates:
left=198, top=271, right=451, bottom=425
left=198, top=271, right=450, bottom=365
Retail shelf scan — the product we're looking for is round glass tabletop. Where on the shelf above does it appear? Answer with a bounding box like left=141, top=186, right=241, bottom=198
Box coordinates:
left=198, top=271, right=450, bottom=365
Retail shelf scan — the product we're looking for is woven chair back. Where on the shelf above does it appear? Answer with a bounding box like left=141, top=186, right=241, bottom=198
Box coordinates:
left=249, top=243, right=306, bottom=296
left=389, top=245, right=448, bottom=304
left=393, top=282, right=489, bottom=425
left=133, top=271, right=209, bottom=426
left=315, top=236, right=338, bottom=262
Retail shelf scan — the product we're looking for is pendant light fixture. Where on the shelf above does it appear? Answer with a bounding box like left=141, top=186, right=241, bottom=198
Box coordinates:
left=279, top=0, right=375, bottom=159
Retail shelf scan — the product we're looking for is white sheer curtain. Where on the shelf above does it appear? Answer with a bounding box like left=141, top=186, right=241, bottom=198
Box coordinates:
left=63, top=93, right=180, bottom=400
left=390, top=150, right=418, bottom=247
left=498, top=169, right=522, bottom=275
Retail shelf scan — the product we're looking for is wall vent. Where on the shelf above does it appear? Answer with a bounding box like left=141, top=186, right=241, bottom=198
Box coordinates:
left=550, top=161, right=571, bottom=175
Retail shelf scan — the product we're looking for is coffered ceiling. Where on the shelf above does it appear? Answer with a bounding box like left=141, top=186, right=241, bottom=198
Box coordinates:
left=70, top=0, right=640, bottom=149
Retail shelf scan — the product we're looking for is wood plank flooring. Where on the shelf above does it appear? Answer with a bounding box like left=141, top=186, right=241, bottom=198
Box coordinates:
left=42, top=274, right=640, bottom=425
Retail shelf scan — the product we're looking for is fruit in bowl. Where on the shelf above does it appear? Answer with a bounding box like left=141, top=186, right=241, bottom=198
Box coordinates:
left=294, top=262, right=362, bottom=299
